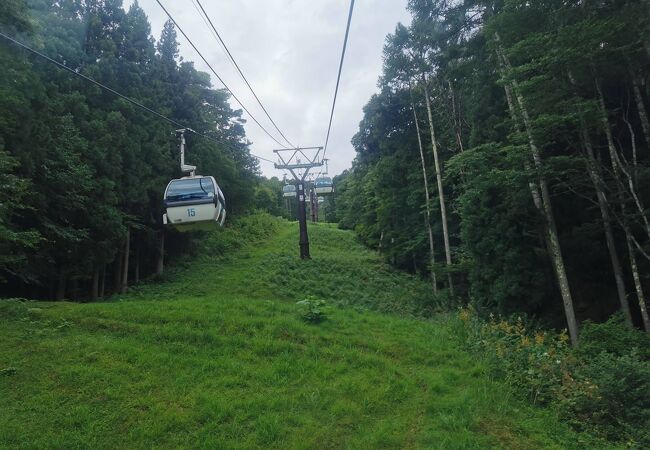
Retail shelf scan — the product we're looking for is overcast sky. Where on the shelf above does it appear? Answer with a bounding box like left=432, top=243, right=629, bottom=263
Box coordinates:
left=126, top=0, right=411, bottom=178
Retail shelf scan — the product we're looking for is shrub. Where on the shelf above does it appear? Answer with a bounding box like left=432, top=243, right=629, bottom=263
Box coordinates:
left=0, top=298, right=29, bottom=320
left=578, top=314, right=650, bottom=360
left=566, top=350, right=650, bottom=446
left=457, top=307, right=650, bottom=447
left=459, top=307, right=573, bottom=404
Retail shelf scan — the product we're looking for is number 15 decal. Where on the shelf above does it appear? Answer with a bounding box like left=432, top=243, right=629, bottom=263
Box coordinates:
left=187, top=208, right=196, bottom=217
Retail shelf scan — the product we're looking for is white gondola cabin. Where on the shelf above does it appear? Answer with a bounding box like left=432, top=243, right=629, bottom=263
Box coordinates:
left=163, top=130, right=226, bottom=231
left=283, top=184, right=297, bottom=198
left=314, top=177, right=334, bottom=195
left=163, top=176, right=226, bottom=231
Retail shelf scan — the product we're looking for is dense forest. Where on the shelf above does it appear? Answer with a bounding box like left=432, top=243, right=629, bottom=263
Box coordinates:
left=333, top=0, right=650, bottom=341
left=0, top=0, right=286, bottom=300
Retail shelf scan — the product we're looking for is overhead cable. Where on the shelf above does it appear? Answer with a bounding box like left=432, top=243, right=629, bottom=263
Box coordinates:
left=322, top=0, right=355, bottom=159
left=190, top=0, right=228, bottom=55
left=154, top=0, right=289, bottom=149
left=0, top=31, right=275, bottom=165
left=194, top=0, right=296, bottom=148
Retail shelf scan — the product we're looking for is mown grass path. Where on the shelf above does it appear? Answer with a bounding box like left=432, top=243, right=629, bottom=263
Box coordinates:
left=1, top=217, right=605, bottom=449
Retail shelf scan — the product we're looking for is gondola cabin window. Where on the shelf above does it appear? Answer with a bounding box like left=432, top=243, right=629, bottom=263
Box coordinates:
left=165, top=177, right=215, bottom=203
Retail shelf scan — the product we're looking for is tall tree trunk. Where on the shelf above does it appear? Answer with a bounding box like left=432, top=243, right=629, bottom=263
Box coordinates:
left=498, top=58, right=545, bottom=212
left=71, top=278, right=79, bottom=301
left=422, top=78, right=453, bottom=295
left=156, top=229, right=165, bottom=275
left=582, top=130, right=633, bottom=326
left=622, top=107, right=639, bottom=176
left=448, top=80, right=464, bottom=153
left=621, top=94, right=650, bottom=328
left=411, top=91, right=438, bottom=294
left=113, top=251, right=123, bottom=294
left=597, top=78, right=650, bottom=328
left=91, top=266, right=99, bottom=301
left=625, top=229, right=650, bottom=333
left=121, top=229, right=130, bottom=294
left=134, top=238, right=140, bottom=284
left=55, top=272, right=66, bottom=301
left=595, top=77, right=650, bottom=241
left=99, top=264, right=106, bottom=299
left=631, top=75, right=650, bottom=148
left=500, top=47, right=565, bottom=309
left=568, top=71, right=633, bottom=326
left=495, top=33, right=579, bottom=346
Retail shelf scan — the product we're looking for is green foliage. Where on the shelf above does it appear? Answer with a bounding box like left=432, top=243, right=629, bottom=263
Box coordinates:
left=457, top=307, right=571, bottom=404
left=458, top=308, right=650, bottom=447
left=0, top=217, right=605, bottom=448
left=0, top=148, right=40, bottom=279
left=0, top=366, right=17, bottom=376
left=569, top=351, right=650, bottom=445
left=336, top=0, right=650, bottom=331
left=0, top=0, right=31, bottom=33
left=447, top=144, right=551, bottom=315
left=577, top=314, right=650, bottom=360
left=253, top=176, right=286, bottom=217
left=1, top=0, right=649, bottom=442
left=129, top=214, right=437, bottom=317
left=0, top=298, right=29, bottom=319
left=296, top=296, right=327, bottom=323
left=0, top=0, right=263, bottom=297
left=196, top=213, right=282, bottom=265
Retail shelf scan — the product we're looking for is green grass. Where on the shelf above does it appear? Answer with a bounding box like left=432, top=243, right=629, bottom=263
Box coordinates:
left=0, top=215, right=609, bottom=449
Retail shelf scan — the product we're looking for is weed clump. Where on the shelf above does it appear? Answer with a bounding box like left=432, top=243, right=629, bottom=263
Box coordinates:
left=0, top=299, right=29, bottom=320
left=296, top=296, right=327, bottom=323
left=0, top=367, right=17, bottom=376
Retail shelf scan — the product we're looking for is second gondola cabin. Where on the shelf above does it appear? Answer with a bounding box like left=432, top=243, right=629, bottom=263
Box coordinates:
left=283, top=184, right=297, bottom=198
left=314, top=177, right=334, bottom=195
left=163, top=175, right=226, bottom=231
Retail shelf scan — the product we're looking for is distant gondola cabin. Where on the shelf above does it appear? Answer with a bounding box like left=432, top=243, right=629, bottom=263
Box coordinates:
left=283, top=184, right=297, bottom=198
left=314, top=177, right=334, bottom=195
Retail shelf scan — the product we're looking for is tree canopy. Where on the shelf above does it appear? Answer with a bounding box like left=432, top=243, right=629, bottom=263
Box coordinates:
left=0, top=0, right=285, bottom=299
left=333, top=0, right=650, bottom=335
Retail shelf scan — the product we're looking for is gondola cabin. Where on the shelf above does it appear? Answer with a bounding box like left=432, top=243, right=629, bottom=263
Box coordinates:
left=314, top=177, right=334, bottom=195
left=163, top=176, right=226, bottom=231
left=283, top=184, right=297, bottom=198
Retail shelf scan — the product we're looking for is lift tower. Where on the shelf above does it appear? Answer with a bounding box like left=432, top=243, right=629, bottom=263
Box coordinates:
left=274, top=147, right=323, bottom=259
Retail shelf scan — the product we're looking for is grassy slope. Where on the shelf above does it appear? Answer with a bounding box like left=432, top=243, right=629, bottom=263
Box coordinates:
left=0, top=216, right=607, bottom=449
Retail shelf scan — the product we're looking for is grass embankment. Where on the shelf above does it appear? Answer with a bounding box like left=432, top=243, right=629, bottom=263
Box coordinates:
left=1, top=215, right=606, bottom=449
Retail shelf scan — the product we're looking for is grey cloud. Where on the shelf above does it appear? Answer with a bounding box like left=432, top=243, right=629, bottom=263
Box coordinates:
left=128, top=0, right=411, bottom=177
